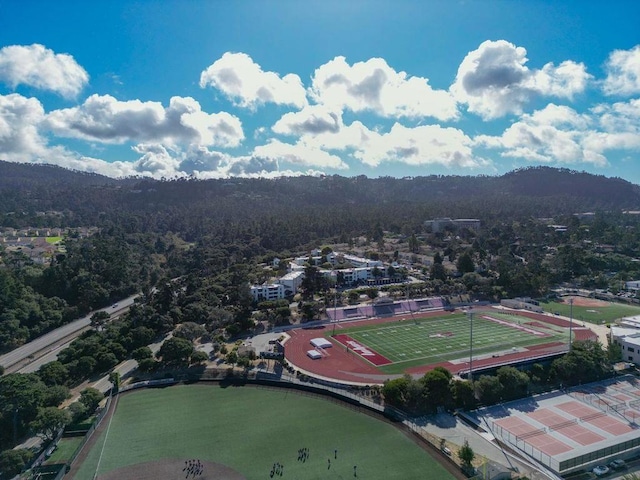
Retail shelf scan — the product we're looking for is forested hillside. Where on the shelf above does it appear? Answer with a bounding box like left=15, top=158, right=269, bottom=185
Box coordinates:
left=1, top=163, right=639, bottom=242
left=1, top=163, right=639, bottom=354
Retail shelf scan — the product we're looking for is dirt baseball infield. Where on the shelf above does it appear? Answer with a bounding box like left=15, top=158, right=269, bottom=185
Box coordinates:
left=97, top=459, right=246, bottom=480
left=562, top=296, right=610, bottom=307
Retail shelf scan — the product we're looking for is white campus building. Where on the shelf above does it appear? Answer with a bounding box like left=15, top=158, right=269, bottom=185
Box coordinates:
left=611, top=316, right=640, bottom=364
left=251, top=249, right=390, bottom=302
left=250, top=283, right=285, bottom=302
left=626, top=280, right=640, bottom=291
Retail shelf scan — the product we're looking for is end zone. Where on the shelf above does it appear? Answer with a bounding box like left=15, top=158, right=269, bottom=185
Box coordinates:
left=332, top=334, right=393, bottom=366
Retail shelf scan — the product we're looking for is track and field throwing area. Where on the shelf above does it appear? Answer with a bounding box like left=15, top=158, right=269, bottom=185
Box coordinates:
left=330, top=311, right=569, bottom=374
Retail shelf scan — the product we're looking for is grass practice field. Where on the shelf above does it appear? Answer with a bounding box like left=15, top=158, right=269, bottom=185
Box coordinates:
left=75, top=385, right=455, bottom=480
left=539, top=299, right=640, bottom=324
left=332, top=311, right=568, bottom=374
left=44, top=436, right=83, bottom=465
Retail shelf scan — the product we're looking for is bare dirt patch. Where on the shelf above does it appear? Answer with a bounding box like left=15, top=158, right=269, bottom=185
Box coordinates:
left=98, top=459, right=246, bottom=480
left=563, top=296, right=609, bottom=307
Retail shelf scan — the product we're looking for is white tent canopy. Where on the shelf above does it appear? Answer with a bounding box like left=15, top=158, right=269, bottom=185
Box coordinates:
left=310, top=338, right=332, bottom=349
left=307, top=350, right=322, bottom=360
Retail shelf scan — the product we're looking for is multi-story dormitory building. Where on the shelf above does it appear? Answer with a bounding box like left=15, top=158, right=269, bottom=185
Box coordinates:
left=251, top=250, right=388, bottom=302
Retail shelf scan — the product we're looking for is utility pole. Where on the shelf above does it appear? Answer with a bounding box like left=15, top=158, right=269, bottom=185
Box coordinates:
left=469, top=309, right=474, bottom=382
left=569, top=297, right=573, bottom=351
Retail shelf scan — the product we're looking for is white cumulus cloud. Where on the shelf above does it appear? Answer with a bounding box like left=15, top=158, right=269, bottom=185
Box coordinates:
left=603, top=45, right=640, bottom=96
left=0, top=93, right=47, bottom=160
left=272, top=105, right=342, bottom=136
left=44, top=94, right=244, bottom=147
left=451, top=40, right=590, bottom=119
left=310, top=56, right=458, bottom=120
left=475, top=103, right=608, bottom=166
left=199, top=52, right=307, bottom=109
left=0, top=44, right=89, bottom=98
left=253, top=139, right=348, bottom=170
left=351, top=123, right=486, bottom=168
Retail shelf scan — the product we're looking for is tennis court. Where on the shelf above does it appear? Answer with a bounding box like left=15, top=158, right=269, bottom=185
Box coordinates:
left=470, top=376, right=640, bottom=476
left=331, top=310, right=568, bottom=373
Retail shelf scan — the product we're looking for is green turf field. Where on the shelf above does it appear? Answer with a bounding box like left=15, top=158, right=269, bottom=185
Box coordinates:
left=539, top=299, right=640, bottom=324
left=334, top=311, right=568, bottom=374
left=44, top=436, right=83, bottom=465
left=45, top=236, right=63, bottom=244
left=75, top=385, right=455, bottom=480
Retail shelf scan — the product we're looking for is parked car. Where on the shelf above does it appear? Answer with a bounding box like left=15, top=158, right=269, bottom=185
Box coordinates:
left=592, top=465, right=609, bottom=476
left=608, top=459, right=626, bottom=470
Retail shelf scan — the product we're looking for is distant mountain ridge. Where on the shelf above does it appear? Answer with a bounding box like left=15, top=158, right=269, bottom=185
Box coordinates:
left=0, top=160, right=118, bottom=189
left=0, top=162, right=638, bottom=216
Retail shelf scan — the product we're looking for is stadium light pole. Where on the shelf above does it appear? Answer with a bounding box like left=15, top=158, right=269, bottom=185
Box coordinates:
left=468, top=309, right=473, bottom=382
left=569, top=297, right=573, bottom=351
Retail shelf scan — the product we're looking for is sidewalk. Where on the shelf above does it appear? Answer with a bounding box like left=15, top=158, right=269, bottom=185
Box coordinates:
left=415, top=413, right=560, bottom=480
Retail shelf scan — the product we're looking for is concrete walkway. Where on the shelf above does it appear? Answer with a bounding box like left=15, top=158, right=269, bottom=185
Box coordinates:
left=415, top=413, right=561, bottom=480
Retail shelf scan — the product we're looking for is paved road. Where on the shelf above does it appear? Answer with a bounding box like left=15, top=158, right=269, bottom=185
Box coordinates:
left=0, top=295, right=138, bottom=373
left=14, top=334, right=168, bottom=452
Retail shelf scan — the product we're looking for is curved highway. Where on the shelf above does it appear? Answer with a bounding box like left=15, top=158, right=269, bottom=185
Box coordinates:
left=0, top=294, right=138, bottom=373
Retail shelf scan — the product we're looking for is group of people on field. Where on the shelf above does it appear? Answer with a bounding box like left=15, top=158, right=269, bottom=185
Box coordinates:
left=182, top=458, right=204, bottom=478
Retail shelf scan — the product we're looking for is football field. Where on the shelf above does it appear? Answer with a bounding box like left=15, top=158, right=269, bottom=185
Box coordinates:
left=332, top=311, right=568, bottom=374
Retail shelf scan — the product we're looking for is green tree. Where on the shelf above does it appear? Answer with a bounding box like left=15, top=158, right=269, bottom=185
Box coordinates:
left=157, top=337, right=194, bottom=366
left=451, top=380, right=476, bottom=410
left=496, top=366, right=530, bottom=401
left=608, top=339, right=623, bottom=363
left=38, top=361, right=69, bottom=386
left=69, top=356, right=97, bottom=380
left=132, top=346, right=153, bottom=362
left=430, top=262, right=447, bottom=281
left=90, top=311, right=110, bottom=330
left=382, top=376, right=411, bottom=408
left=30, top=407, right=71, bottom=441
left=456, top=252, right=475, bottom=274
left=79, top=387, right=104, bottom=413
left=225, top=350, right=238, bottom=365
left=475, top=375, right=503, bottom=405
left=458, top=439, right=475, bottom=470
left=408, top=234, right=419, bottom=253
left=190, top=350, right=209, bottom=364
left=421, top=367, right=453, bottom=411
left=43, top=385, right=71, bottom=407
left=366, top=288, right=379, bottom=302
left=174, top=322, right=206, bottom=341
left=108, top=371, right=121, bottom=391
left=0, top=449, right=33, bottom=478
left=68, top=401, right=88, bottom=423
left=137, top=358, right=159, bottom=373
left=550, top=340, right=612, bottom=386
left=0, top=373, right=47, bottom=444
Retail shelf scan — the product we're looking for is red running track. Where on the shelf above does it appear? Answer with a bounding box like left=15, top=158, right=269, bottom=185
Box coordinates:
left=282, top=307, right=597, bottom=384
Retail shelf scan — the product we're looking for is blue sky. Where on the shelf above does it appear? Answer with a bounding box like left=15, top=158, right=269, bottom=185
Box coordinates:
left=0, top=1, right=639, bottom=183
